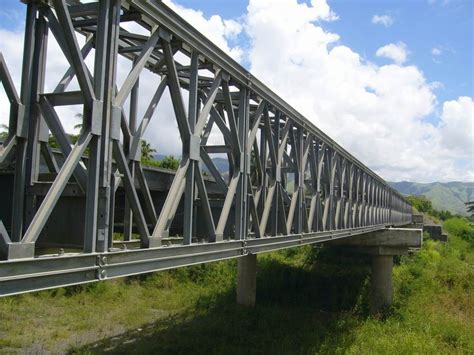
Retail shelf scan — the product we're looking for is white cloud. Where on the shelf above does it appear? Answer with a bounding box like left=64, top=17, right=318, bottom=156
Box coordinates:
left=0, top=28, right=85, bottom=134
left=431, top=47, right=442, bottom=56
left=372, top=14, right=394, bottom=27
left=309, top=0, right=339, bottom=21
left=163, top=0, right=244, bottom=61
left=223, top=19, right=243, bottom=39
left=245, top=0, right=471, bottom=181
left=439, top=96, right=474, bottom=157
left=376, top=42, right=409, bottom=64
left=0, top=2, right=244, bottom=155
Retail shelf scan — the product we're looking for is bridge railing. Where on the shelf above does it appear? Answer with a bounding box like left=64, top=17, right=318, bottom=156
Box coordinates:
left=0, top=0, right=411, bottom=295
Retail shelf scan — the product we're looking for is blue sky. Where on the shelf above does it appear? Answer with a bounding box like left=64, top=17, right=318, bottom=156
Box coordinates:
left=0, top=0, right=472, bottom=182
left=325, top=0, right=473, bottom=111
left=172, top=0, right=472, bottom=115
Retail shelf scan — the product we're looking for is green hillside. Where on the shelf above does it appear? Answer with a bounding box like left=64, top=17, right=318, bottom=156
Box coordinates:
left=390, top=181, right=474, bottom=216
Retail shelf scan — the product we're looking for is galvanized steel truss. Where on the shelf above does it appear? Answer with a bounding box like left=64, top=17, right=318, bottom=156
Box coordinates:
left=0, top=0, right=412, bottom=296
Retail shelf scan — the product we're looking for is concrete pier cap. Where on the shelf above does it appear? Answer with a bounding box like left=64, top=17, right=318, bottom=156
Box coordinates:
left=327, top=227, right=422, bottom=314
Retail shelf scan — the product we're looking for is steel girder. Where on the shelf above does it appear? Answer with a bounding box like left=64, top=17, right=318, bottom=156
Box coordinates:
left=0, top=0, right=412, bottom=296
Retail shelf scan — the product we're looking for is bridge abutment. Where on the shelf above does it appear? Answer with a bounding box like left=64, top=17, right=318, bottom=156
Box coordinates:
left=236, top=253, right=257, bottom=306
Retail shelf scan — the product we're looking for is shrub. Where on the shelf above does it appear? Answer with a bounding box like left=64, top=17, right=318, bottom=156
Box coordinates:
left=406, top=195, right=432, bottom=213
left=142, top=155, right=180, bottom=171
left=444, top=218, right=474, bottom=241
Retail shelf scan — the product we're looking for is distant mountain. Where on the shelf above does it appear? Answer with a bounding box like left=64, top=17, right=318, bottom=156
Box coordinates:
left=208, top=158, right=229, bottom=174
left=389, top=181, right=474, bottom=216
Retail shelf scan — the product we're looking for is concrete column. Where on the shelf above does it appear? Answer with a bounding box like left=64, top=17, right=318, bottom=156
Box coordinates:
left=370, top=254, right=393, bottom=314
left=236, top=253, right=257, bottom=306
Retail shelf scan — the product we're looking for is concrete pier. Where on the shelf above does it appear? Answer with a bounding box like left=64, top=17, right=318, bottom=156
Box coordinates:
left=236, top=253, right=257, bottom=306
left=326, top=227, right=422, bottom=314
left=370, top=255, right=394, bottom=313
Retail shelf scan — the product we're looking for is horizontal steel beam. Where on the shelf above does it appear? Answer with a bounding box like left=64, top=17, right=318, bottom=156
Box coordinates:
left=0, top=224, right=403, bottom=297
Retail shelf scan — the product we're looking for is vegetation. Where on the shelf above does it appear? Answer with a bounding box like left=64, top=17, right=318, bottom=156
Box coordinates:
left=390, top=181, right=474, bottom=216
left=407, top=194, right=460, bottom=221
left=47, top=129, right=180, bottom=171
left=140, top=139, right=157, bottom=161
left=137, top=139, right=180, bottom=170
left=406, top=194, right=433, bottom=213
left=444, top=217, right=474, bottom=243
left=0, top=123, right=9, bottom=141
left=48, top=115, right=84, bottom=154
left=142, top=153, right=180, bottom=171
left=466, top=201, right=474, bottom=217
left=0, top=216, right=472, bottom=353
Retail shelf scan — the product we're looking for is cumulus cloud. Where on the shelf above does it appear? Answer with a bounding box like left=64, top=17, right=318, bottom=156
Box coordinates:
left=432, top=47, right=442, bottom=56
left=245, top=0, right=471, bottom=181
left=439, top=96, right=474, bottom=157
left=0, top=1, right=246, bottom=155
left=163, top=0, right=244, bottom=61
left=376, top=42, right=409, bottom=64
left=372, top=14, right=394, bottom=27
left=0, top=28, right=86, bottom=134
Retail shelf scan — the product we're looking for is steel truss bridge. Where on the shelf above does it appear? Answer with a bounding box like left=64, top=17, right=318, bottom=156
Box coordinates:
left=0, top=0, right=412, bottom=297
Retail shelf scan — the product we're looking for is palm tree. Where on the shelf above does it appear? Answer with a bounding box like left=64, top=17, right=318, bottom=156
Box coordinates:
left=141, top=139, right=157, bottom=161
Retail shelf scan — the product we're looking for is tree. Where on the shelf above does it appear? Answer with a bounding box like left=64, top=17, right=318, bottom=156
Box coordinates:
left=431, top=209, right=453, bottom=221
left=140, top=139, right=157, bottom=161
left=466, top=201, right=474, bottom=217
left=158, top=155, right=180, bottom=170
left=73, top=113, right=83, bottom=131
left=0, top=124, right=8, bottom=141
left=406, top=195, right=432, bottom=213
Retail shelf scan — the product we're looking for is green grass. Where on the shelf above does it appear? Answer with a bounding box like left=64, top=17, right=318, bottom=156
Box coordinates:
left=1, top=218, right=473, bottom=353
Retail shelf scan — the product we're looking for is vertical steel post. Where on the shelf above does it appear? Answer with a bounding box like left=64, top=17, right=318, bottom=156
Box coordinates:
left=97, top=0, right=120, bottom=252
left=183, top=51, right=199, bottom=244
left=84, top=0, right=120, bottom=253
left=269, top=112, right=280, bottom=236
left=24, top=10, right=49, bottom=233
left=11, top=4, right=38, bottom=242
left=123, top=58, right=140, bottom=241
left=295, top=126, right=304, bottom=233
left=259, top=128, right=267, bottom=220
left=235, top=87, right=249, bottom=240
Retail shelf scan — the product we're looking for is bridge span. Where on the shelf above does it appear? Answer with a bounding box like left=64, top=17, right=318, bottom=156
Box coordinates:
left=0, top=0, right=418, bottom=310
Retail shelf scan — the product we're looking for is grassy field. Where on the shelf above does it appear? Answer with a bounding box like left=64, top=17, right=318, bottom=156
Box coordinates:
left=0, top=218, right=473, bottom=354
